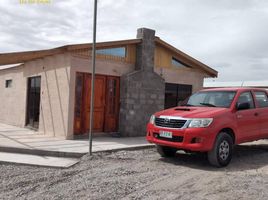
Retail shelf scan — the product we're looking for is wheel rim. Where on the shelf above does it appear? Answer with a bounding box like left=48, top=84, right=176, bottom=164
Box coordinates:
left=219, top=140, right=229, bottom=161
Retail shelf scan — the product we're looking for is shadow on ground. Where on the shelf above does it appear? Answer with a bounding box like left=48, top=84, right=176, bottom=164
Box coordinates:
left=158, top=144, right=268, bottom=171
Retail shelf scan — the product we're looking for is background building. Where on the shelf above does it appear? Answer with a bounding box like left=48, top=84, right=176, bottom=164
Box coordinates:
left=0, top=28, right=217, bottom=139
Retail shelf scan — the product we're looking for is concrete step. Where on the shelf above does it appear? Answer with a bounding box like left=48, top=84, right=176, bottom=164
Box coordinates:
left=0, top=146, right=86, bottom=158
left=0, top=152, right=80, bottom=168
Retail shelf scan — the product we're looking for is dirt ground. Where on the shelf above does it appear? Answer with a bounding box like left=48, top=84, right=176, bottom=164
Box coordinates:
left=1, top=144, right=268, bottom=200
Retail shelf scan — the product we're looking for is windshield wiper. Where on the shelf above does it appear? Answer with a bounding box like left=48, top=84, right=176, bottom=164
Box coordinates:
left=199, top=103, right=216, bottom=107
left=181, top=104, right=194, bottom=107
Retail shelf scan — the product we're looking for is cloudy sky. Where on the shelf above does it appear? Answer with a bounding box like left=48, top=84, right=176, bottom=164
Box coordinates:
left=0, top=0, right=268, bottom=82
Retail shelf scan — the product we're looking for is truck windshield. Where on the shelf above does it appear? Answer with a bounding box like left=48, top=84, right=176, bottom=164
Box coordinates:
left=185, top=91, right=236, bottom=108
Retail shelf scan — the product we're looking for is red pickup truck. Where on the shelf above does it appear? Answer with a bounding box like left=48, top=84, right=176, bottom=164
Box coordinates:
left=147, top=88, right=268, bottom=167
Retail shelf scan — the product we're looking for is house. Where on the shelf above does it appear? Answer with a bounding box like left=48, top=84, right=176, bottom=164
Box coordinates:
left=0, top=28, right=217, bottom=139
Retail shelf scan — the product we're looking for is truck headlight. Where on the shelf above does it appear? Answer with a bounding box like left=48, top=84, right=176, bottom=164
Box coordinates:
left=149, top=115, right=155, bottom=124
left=188, top=118, right=213, bottom=128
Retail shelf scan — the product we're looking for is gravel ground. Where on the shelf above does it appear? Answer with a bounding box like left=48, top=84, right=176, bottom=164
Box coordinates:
left=1, top=144, right=268, bottom=200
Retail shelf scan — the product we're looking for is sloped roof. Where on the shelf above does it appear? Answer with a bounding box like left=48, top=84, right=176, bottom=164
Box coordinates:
left=0, top=37, right=217, bottom=77
left=0, top=39, right=141, bottom=66
left=155, top=38, right=217, bottom=77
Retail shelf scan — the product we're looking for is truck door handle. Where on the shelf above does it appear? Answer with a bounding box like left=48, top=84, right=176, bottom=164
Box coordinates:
left=254, top=113, right=259, bottom=117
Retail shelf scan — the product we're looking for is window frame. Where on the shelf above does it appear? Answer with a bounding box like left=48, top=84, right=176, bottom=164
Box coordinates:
left=171, top=57, right=191, bottom=68
left=5, top=79, right=12, bottom=88
left=187, top=91, right=236, bottom=108
left=253, top=91, right=268, bottom=108
left=96, top=46, right=126, bottom=58
left=236, top=91, right=256, bottom=110
left=164, top=83, right=192, bottom=109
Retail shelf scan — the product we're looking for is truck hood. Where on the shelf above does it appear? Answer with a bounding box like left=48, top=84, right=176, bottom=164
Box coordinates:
left=155, top=106, right=228, bottom=118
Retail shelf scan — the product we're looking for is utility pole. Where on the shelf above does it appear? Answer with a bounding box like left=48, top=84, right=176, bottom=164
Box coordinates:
left=89, top=0, right=98, bottom=155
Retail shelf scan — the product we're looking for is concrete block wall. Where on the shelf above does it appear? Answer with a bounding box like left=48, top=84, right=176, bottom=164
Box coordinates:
left=119, top=28, right=165, bottom=137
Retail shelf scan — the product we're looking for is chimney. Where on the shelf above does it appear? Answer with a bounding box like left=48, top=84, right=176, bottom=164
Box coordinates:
left=135, top=28, right=155, bottom=72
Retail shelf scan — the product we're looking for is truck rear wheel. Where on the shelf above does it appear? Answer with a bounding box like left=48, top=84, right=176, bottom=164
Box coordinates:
left=156, top=145, right=177, bottom=157
left=208, top=132, right=233, bottom=167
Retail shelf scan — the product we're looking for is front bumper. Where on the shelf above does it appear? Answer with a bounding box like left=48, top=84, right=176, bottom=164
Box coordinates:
left=146, top=123, right=216, bottom=152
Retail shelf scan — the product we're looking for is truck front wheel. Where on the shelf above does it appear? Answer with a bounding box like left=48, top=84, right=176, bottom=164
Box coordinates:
left=156, top=145, right=177, bottom=157
left=208, top=132, right=233, bottom=167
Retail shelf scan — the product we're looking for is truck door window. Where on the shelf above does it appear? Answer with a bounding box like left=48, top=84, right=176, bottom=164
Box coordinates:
left=254, top=91, right=268, bottom=108
left=237, top=92, right=255, bottom=109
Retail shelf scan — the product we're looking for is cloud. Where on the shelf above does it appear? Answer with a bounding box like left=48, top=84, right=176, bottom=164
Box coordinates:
left=0, top=0, right=268, bottom=81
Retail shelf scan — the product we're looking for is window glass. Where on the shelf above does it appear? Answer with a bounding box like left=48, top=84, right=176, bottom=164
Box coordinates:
left=187, top=91, right=236, bottom=108
left=237, top=92, right=255, bottom=109
left=96, top=47, right=126, bottom=57
left=254, top=91, right=268, bottom=108
left=75, top=73, right=84, bottom=118
left=165, top=83, right=192, bottom=109
left=165, top=83, right=178, bottom=108
left=5, top=80, right=12, bottom=88
left=107, top=79, right=117, bottom=115
left=171, top=57, right=191, bottom=68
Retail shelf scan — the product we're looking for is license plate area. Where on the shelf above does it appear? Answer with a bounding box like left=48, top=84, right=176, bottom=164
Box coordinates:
left=159, top=130, right=172, bottom=138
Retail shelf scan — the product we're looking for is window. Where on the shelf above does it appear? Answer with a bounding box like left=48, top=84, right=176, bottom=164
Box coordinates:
left=5, top=79, right=12, bottom=88
left=165, top=83, right=192, bottom=109
left=107, top=78, right=117, bottom=115
left=171, top=57, right=191, bottom=68
left=237, top=92, right=255, bottom=109
left=96, top=47, right=126, bottom=57
left=75, top=73, right=84, bottom=118
left=26, top=76, right=41, bottom=129
left=187, top=91, right=236, bottom=108
left=254, top=91, right=268, bottom=108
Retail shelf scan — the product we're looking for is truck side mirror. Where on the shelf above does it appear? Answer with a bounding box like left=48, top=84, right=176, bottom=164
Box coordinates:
left=236, top=102, right=250, bottom=111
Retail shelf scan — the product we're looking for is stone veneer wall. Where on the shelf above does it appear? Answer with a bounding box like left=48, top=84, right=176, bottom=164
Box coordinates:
left=119, top=28, right=165, bottom=137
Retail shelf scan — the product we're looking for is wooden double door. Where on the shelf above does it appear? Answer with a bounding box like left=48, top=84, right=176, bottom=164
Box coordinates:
left=74, top=73, right=120, bottom=135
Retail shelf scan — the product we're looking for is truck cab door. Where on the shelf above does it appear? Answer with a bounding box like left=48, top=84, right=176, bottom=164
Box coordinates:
left=253, top=91, right=268, bottom=138
left=236, top=91, right=260, bottom=142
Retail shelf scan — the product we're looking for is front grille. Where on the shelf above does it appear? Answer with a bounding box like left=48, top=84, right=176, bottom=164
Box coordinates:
left=155, top=117, right=187, bottom=128
left=153, top=133, right=183, bottom=143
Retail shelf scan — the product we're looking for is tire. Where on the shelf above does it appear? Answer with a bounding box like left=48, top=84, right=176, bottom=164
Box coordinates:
left=156, top=145, right=177, bottom=157
left=208, top=132, right=233, bottom=167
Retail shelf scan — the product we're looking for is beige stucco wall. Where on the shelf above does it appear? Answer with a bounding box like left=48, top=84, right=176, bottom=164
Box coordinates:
left=154, top=67, right=207, bottom=93
left=0, top=53, right=71, bottom=138
left=0, top=65, right=27, bottom=126
left=67, top=56, right=135, bottom=138
left=0, top=54, right=135, bottom=139
left=0, top=52, right=208, bottom=139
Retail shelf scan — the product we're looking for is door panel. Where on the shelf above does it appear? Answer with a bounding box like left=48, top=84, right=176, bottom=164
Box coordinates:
left=92, top=76, right=106, bottom=132
left=74, top=73, right=120, bottom=135
left=26, top=76, right=41, bottom=129
left=236, top=109, right=260, bottom=142
left=253, top=91, right=268, bottom=138
left=236, top=92, right=260, bottom=142
left=83, top=74, right=106, bottom=133
left=104, top=76, right=120, bottom=132
left=82, top=73, right=91, bottom=133
left=74, top=73, right=84, bottom=134
left=258, top=108, right=268, bottom=138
